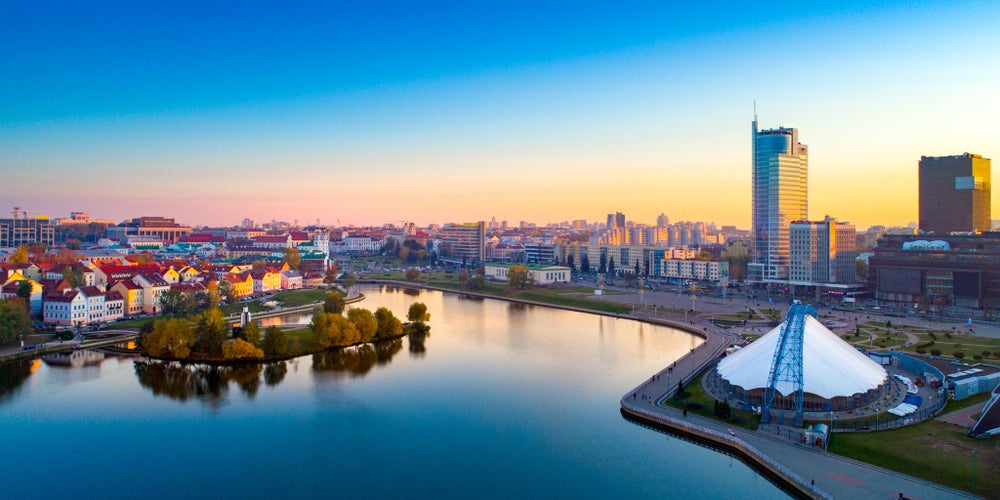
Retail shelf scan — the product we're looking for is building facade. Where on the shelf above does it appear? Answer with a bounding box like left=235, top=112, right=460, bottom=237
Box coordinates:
left=107, top=216, right=192, bottom=244
left=749, top=118, right=808, bottom=283
left=0, top=216, right=55, bottom=247
left=789, top=216, right=857, bottom=285
left=440, top=222, right=485, bottom=263
left=919, top=153, right=991, bottom=234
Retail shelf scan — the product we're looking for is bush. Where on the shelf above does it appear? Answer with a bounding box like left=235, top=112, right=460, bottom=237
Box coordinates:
left=983, top=350, right=991, bottom=358
left=973, top=355, right=982, bottom=361
left=954, top=351, right=965, bottom=360
left=930, top=349, right=942, bottom=356
left=222, top=339, right=264, bottom=360
left=915, top=348, right=926, bottom=354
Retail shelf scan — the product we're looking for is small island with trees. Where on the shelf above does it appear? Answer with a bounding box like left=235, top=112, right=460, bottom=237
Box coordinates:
left=140, top=290, right=430, bottom=363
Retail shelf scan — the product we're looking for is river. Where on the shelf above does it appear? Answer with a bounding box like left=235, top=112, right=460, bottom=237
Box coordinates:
left=0, top=285, right=787, bottom=498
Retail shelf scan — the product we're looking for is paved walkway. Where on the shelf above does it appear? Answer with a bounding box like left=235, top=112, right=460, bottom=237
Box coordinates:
left=936, top=402, right=986, bottom=427
left=621, top=320, right=974, bottom=500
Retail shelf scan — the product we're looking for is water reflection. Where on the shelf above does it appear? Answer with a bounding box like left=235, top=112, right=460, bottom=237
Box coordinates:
left=0, top=359, right=33, bottom=404
left=134, top=361, right=271, bottom=406
left=312, top=339, right=404, bottom=378
left=408, top=330, right=428, bottom=357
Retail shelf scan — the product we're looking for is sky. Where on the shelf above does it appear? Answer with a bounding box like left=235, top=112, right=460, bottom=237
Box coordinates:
left=1, top=1, right=998, bottom=229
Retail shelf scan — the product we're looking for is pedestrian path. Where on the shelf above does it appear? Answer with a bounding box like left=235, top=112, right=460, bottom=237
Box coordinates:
left=620, top=320, right=974, bottom=500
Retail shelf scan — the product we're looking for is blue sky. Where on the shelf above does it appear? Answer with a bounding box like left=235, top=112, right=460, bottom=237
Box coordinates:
left=2, top=1, right=998, bottom=227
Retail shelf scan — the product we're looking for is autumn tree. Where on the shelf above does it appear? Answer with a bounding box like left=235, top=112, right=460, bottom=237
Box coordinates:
left=62, top=265, right=85, bottom=288
left=10, top=246, right=29, bottom=265
left=0, top=299, right=33, bottom=345
left=262, top=326, right=288, bottom=357
left=283, top=247, right=302, bottom=270
left=407, top=302, right=430, bottom=322
left=218, top=279, right=235, bottom=304
left=374, top=307, right=403, bottom=339
left=142, top=318, right=195, bottom=359
left=324, top=262, right=341, bottom=284
left=348, top=308, right=378, bottom=343
left=194, top=308, right=230, bottom=357
left=342, top=273, right=356, bottom=291
left=405, top=267, right=420, bottom=281
left=507, top=265, right=530, bottom=289
left=222, top=338, right=264, bottom=360
left=241, top=321, right=262, bottom=347
left=457, top=268, right=469, bottom=288
left=323, top=292, right=346, bottom=314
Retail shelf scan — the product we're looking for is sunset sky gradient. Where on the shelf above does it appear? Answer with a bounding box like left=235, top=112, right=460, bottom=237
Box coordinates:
left=2, top=1, right=998, bottom=228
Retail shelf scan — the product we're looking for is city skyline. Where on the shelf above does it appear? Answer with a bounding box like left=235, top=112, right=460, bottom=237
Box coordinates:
left=3, top=2, right=998, bottom=228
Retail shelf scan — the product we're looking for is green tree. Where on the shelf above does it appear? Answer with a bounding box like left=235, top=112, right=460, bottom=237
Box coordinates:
left=507, top=265, right=529, bottom=289
left=16, top=281, right=33, bottom=311
left=262, top=326, right=288, bottom=357
left=283, top=247, right=302, bottom=270
left=194, top=308, right=230, bottom=357
left=581, top=254, right=590, bottom=273
left=222, top=339, right=264, bottom=360
left=348, top=308, right=378, bottom=343
left=566, top=253, right=575, bottom=271
left=62, top=265, right=85, bottom=288
left=218, top=278, right=235, bottom=304
left=0, top=299, right=33, bottom=345
left=241, top=321, right=262, bottom=347
left=856, top=258, right=869, bottom=281
left=407, top=302, right=430, bottom=322
left=374, top=307, right=403, bottom=339
left=608, top=257, right=616, bottom=277
left=142, top=318, right=195, bottom=359
left=323, top=292, right=346, bottom=314
left=159, top=288, right=189, bottom=315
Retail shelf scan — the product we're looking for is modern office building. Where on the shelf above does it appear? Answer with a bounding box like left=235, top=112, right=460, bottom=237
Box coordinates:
left=106, top=217, right=193, bottom=244
left=749, top=117, right=808, bottom=283
left=0, top=214, right=55, bottom=247
left=439, top=222, right=485, bottom=263
left=789, top=216, right=856, bottom=285
left=919, top=153, right=991, bottom=234
left=869, top=233, right=1000, bottom=312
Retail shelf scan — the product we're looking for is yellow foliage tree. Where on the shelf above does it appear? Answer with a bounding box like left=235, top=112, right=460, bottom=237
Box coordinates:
left=222, top=338, right=264, bottom=360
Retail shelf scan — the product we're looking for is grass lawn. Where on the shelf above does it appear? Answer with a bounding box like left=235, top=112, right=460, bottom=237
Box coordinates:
left=663, top=370, right=761, bottom=430
left=283, top=326, right=317, bottom=355
left=272, top=288, right=331, bottom=307
left=831, top=419, right=999, bottom=495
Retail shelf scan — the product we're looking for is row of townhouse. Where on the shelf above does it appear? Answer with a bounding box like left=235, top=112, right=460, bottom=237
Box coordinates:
left=219, top=268, right=302, bottom=298
left=43, top=287, right=125, bottom=326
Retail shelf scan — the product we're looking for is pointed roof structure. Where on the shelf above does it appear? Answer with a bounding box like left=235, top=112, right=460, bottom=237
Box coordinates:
left=717, top=311, right=887, bottom=400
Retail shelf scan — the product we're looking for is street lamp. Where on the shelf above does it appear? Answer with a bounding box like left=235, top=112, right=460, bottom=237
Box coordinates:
left=875, top=407, right=880, bottom=430
left=971, top=449, right=976, bottom=494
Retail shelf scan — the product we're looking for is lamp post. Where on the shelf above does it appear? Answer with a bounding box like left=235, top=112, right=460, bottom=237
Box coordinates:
left=875, top=407, right=880, bottom=430
left=971, top=449, right=976, bottom=494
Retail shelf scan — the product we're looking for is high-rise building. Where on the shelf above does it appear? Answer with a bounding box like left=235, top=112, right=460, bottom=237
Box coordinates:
left=656, top=213, right=669, bottom=228
left=0, top=214, right=55, bottom=247
left=606, top=212, right=625, bottom=229
left=748, top=117, right=808, bottom=283
left=918, top=153, right=991, bottom=234
left=439, top=222, right=485, bottom=263
left=789, top=216, right=856, bottom=285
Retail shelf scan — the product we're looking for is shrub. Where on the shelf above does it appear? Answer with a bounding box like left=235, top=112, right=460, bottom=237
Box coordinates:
left=954, top=351, right=965, bottom=360
left=222, top=339, right=264, bottom=360
left=973, top=355, right=982, bottom=361
left=983, top=350, right=991, bottom=358
left=915, top=348, right=926, bottom=354
left=930, top=349, right=942, bottom=356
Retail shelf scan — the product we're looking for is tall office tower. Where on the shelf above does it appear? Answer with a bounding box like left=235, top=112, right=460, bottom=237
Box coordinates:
left=606, top=212, right=625, bottom=229
left=748, top=117, right=808, bottom=283
left=656, top=213, right=669, bottom=228
left=918, top=153, right=991, bottom=234
left=789, top=216, right=856, bottom=285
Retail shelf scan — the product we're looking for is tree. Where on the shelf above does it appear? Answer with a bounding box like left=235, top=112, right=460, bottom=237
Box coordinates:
left=468, top=266, right=485, bottom=290
left=9, top=246, right=29, bottom=265
left=598, top=254, right=607, bottom=274
left=283, top=247, right=302, bottom=270
left=194, top=308, right=230, bottom=357
left=252, top=259, right=268, bottom=271
left=398, top=246, right=410, bottom=262
left=262, top=326, right=288, bottom=357
left=407, top=302, right=430, bottom=322
left=222, top=339, right=264, bottom=360
left=159, top=288, right=189, bottom=315
left=608, top=257, right=616, bottom=277
left=405, top=267, right=421, bottom=281
left=241, top=321, right=262, bottom=347
left=856, top=258, right=869, bottom=281
left=64, top=238, right=83, bottom=250
left=348, top=308, right=378, bottom=343
left=416, top=249, right=428, bottom=263
left=62, top=265, right=85, bottom=288
left=580, top=255, right=590, bottom=273
left=0, top=299, right=33, bottom=345
left=374, top=307, right=403, bottom=339
left=457, top=268, right=469, bottom=288
left=141, top=318, right=194, bottom=358
left=507, top=265, right=530, bottom=289
left=16, top=281, right=33, bottom=312
left=566, top=253, right=575, bottom=271
left=323, top=292, right=346, bottom=314
left=218, top=279, right=235, bottom=305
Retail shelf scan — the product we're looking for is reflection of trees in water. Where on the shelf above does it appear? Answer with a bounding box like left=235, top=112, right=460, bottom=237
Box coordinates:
left=312, top=339, right=403, bottom=378
left=408, top=330, right=428, bottom=357
left=263, top=362, right=288, bottom=386
left=134, top=361, right=280, bottom=405
left=0, top=360, right=33, bottom=405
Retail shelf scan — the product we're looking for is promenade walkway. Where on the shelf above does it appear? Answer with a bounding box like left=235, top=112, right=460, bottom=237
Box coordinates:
left=621, top=320, right=974, bottom=500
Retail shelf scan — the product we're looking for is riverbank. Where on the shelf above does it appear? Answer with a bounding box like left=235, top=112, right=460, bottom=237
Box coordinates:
left=0, top=331, right=137, bottom=365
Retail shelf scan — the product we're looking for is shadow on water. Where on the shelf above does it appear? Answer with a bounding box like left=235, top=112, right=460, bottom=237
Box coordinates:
left=0, top=359, right=33, bottom=405
left=408, top=330, right=428, bottom=357
left=134, top=361, right=283, bottom=407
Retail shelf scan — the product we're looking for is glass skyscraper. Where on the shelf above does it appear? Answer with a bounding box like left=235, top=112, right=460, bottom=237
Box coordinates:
left=749, top=117, right=808, bottom=283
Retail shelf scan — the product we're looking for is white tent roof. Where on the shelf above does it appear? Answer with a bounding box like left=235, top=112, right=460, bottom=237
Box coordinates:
left=717, top=315, right=887, bottom=399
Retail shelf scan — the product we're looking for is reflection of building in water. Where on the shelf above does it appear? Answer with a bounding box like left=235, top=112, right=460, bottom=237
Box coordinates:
left=42, top=350, right=105, bottom=368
